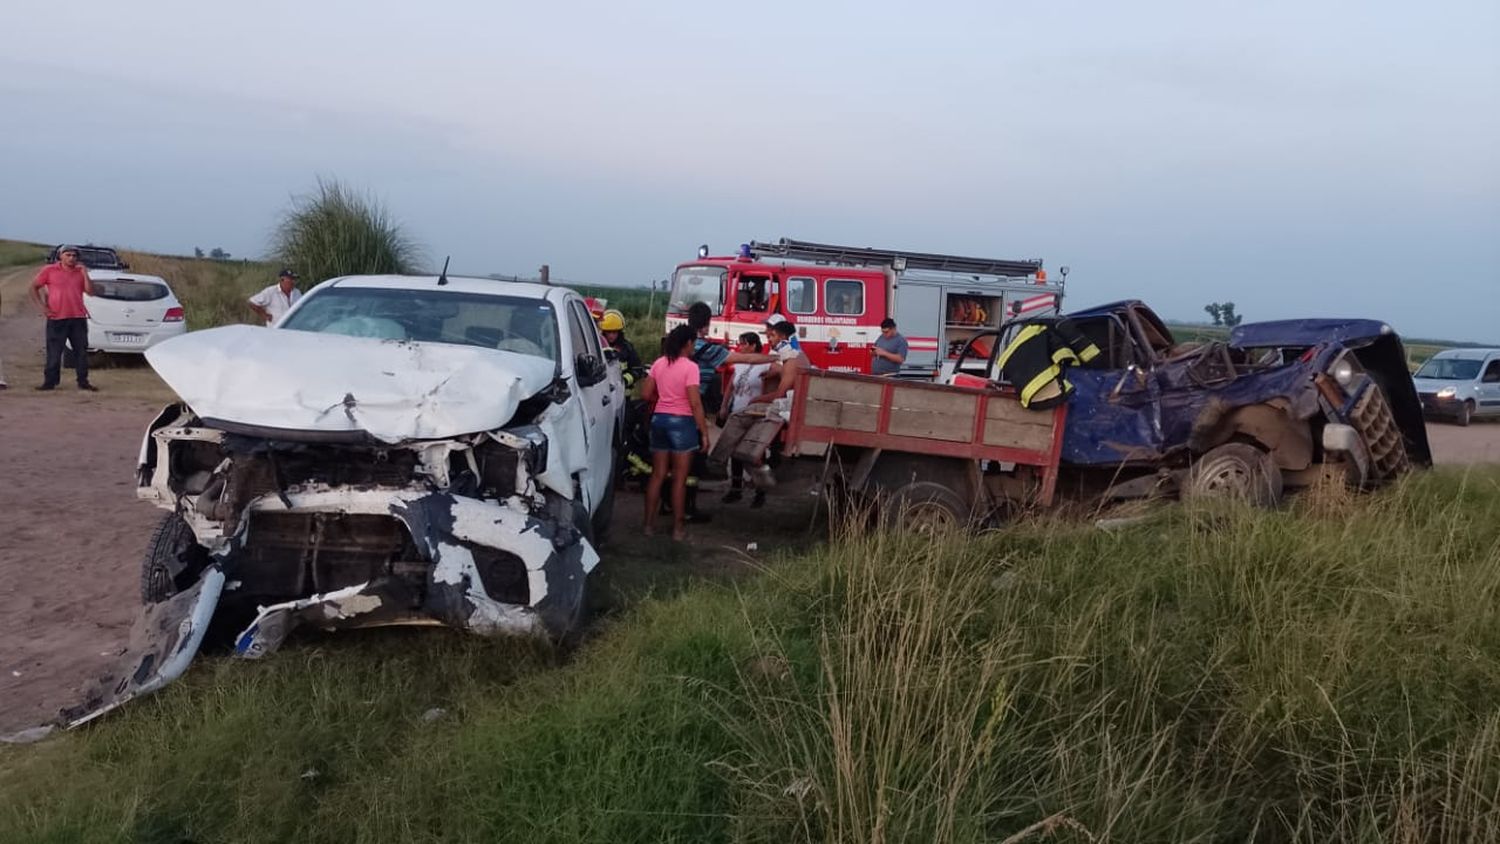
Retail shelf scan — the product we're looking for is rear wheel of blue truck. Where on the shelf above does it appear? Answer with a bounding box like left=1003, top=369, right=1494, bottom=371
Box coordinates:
left=1187, top=443, right=1284, bottom=508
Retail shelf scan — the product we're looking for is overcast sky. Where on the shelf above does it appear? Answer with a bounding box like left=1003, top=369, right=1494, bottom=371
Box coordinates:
left=2, top=0, right=1496, bottom=339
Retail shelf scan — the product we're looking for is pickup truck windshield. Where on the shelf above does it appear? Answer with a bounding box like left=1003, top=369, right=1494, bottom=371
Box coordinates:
left=280, top=287, right=561, bottom=362
left=1415, top=358, right=1481, bottom=380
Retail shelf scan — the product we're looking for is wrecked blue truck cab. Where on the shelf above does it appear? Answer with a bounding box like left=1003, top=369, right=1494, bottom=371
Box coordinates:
left=951, top=301, right=1430, bottom=503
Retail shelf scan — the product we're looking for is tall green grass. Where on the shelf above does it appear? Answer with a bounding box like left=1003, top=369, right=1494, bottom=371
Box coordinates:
left=5, top=471, right=1500, bottom=842
left=0, top=239, right=48, bottom=269
left=118, top=252, right=275, bottom=329
left=270, top=179, right=424, bottom=283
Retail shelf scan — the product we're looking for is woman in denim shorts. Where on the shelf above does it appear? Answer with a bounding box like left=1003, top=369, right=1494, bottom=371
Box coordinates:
left=641, top=324, right=710, bottom=540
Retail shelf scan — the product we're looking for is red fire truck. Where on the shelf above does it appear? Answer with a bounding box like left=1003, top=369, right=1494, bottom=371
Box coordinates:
left=665, top=238, right=1065, bottom=376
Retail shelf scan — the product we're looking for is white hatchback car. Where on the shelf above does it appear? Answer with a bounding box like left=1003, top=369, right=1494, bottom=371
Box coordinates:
left=47, top=245, right=187, bottom=353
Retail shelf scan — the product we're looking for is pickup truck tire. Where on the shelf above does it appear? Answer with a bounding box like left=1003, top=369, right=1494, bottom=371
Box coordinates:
left=1349, top=386, right=1411, bottom=478
left=141, top=512, right=205, bottom=604
left=892, top=481, right=970, bottom=535
left=1187, top=443, right=1283, bottom=507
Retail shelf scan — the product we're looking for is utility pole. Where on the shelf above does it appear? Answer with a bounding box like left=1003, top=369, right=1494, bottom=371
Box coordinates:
left=647, top=278, right=658, bottom=320
left=539, top=264, right=550, bottom=285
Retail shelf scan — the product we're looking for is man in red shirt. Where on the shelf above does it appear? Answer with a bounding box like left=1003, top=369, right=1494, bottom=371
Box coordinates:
left=30, top=245, right=97, bottom=391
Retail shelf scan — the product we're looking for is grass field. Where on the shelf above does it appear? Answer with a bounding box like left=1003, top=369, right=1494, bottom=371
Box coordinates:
left=5, top=470, right=1500, bottom=842
left=0, top=239, right=49, bottom=270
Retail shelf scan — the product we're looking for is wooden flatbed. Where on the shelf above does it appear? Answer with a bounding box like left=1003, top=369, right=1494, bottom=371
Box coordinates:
left=782, top=369, right=1068, bottom=510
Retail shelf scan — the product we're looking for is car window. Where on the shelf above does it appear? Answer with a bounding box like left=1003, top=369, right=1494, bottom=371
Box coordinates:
left=786, top=277, right=816, bottom=314
left=566, top=300, right=602, bottom=360
left=734, top=274, right=772, bottom=311
left=1485, top=360, right=1500, bottom=383
left=825, top=279, right=864, bottom=316
left=1415, top=357, right=1481, bottom=380
left=280, top=287, right=560, bottom=361
left=90, top=280, right=168, bottom=301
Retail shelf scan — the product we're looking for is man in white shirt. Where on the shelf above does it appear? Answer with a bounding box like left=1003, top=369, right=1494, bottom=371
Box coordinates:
left=248, top=269, right=303, bottom=325
left=718, top=333, right=772, bottom=506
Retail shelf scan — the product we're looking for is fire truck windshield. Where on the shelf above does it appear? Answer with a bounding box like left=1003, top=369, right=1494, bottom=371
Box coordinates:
left=669, top=266, right=726, bottom=315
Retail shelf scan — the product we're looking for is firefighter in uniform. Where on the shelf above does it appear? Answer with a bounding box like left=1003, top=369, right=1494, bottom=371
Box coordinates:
left=996, top=317, right=1102, bottom=409
left=596, top=309, right=644, bottom=387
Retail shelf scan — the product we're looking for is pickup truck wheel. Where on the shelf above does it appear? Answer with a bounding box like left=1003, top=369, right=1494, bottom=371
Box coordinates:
left=141, top=512, right=207, bottom=604
left=1349, top=385, right=1411, bottom=478
left=1187, top=443, right=1283, bottom=507
left=892, top=481, right=970, bottom=535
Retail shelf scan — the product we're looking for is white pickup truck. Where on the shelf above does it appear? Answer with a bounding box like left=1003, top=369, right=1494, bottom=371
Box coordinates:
left=67, top=274, right=625, bottom=726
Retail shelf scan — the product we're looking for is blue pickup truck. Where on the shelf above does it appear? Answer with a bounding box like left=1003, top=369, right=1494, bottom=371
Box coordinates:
left=946, top=300, right=1430, bottom=506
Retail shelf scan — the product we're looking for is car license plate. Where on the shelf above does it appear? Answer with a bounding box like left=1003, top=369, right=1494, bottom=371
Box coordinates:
left=108, top=333, right=146, bottom=345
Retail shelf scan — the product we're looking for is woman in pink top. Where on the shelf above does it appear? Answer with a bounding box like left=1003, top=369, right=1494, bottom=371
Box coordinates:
left=640, top=324, right=709, bottom=540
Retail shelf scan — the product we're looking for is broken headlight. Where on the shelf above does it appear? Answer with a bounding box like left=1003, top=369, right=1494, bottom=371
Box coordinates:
left=474, top=426, right=549, bottom=499
left=1330, top=354, right=1363, bottom=393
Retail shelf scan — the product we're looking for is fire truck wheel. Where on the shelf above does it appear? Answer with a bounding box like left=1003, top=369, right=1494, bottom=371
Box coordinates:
left=892, top=481, right=971, bottom=535
left=1186, top=443, right=1284, bottom=508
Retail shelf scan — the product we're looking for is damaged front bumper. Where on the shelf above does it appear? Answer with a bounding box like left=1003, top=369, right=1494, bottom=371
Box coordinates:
left=227, top=487, right=600, bottom=655
left=63, top=410, right=599, bottom=729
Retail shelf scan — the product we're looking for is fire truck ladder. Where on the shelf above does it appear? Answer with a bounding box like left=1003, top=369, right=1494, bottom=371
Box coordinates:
left=748, top=237, right=1043, bottom=278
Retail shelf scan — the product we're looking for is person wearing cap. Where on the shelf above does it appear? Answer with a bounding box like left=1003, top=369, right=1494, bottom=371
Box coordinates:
left=30, top=245, right=97, bottom=391
left=248, top=269, right=303, bottom=325
left=871, top=317, right=908, bottom=376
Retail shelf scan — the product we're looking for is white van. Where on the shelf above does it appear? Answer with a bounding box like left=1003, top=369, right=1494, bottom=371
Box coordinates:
left=1413, top=348, right=1500, bottom=426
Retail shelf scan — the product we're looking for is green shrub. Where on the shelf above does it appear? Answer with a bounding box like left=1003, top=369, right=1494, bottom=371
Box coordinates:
left=270, top=179, right=424, bottom=284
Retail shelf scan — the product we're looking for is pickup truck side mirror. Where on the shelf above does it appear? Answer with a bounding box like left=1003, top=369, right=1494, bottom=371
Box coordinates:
left=575, top=353, right=608, bottom=387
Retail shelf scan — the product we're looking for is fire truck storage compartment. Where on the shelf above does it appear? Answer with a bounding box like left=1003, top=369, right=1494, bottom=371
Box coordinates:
left=943, top=292, right=1005, bottom=360
left=895, top=281, right=1008, bottom=370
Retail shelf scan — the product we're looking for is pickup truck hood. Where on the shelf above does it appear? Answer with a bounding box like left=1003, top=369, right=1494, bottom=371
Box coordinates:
left=146, top=325, right=558, bottom=443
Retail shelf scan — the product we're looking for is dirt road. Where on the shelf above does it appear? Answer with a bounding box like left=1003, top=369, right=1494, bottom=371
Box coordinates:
left=2, top=303, right=1496, bottom=734
left=1426, top=420, right=1500, bottom=464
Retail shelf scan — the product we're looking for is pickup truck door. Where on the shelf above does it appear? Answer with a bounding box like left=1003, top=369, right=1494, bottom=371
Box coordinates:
left=563, top=299, right=617, bottom=513
left=1057, top=314, right=1163, bottom=466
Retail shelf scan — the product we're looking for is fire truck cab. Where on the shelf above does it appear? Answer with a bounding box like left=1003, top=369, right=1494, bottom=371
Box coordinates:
left=666, top=238, right=1064, bottom=376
